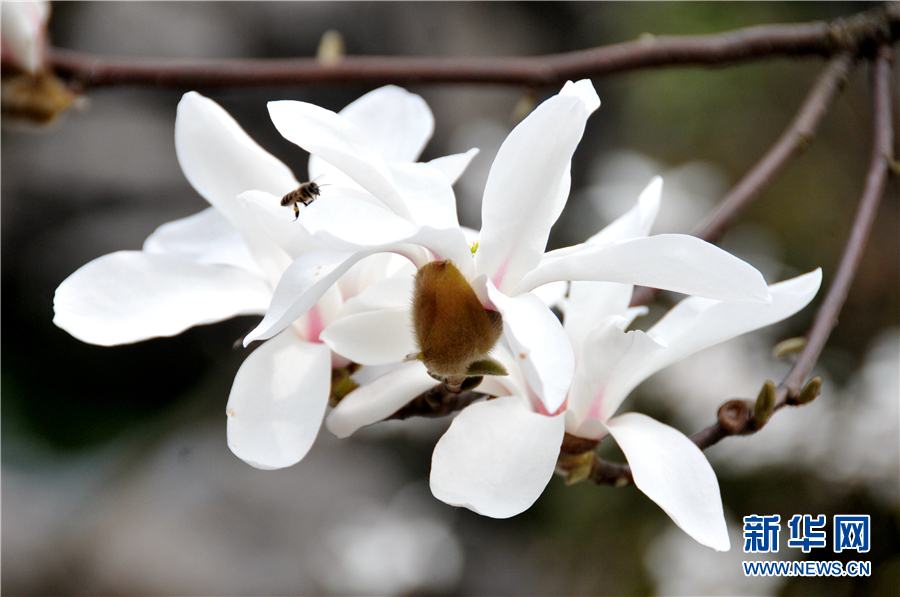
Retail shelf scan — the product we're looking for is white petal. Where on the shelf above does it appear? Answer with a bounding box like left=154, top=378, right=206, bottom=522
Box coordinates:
left=427, top=148, right=480, bottom=185
left=307, top=86, right=433, bottom=187
left=475, top=344, right=531, bottom=401
left=174, top=92, right=296, bottom=283
left=566, top=319, right=666, bottom=434
left=244, top=249, right=369, bottom=345
left=388, top=160, right=460, bottom=229
left=564, top=280, right=635, bottom=357
left=337, top=253, right=410, bottom=301
left=267, top=100, right=414, bottom=221
left=336, top=272, right=415, bottom=318
left=326, top=361, right=437, bottom=438
left=485, top=283, right=575, bottom=414
left=515, top=234, right=771, bottom=303
left=644, top=269, right=823, bottom=374
left=294, top=281, right=344, bottom=344
left=320, top=307, right=416, bottom=365
left=142, top=207, right=263, bottom=275
left=300, top=196, right=472, bottom=271
left=175, top=93, right=298, bottom=209
left=475, top=84, right=598, bottom=293
left=586, top=176, right=662, bottom=245
left=530, top=280, right=569, bottom=308
left=246, top=219, right=473, bottom=347
left=53, top=251, right=272, bottom=346
left=430, top=396, right=565, bottom=519
left=605, top=413, right=730, bottom=551
left=334, top=85, right=434, bottom=162
left=226, top=332, right=332, bottom=470
left=559, top=79, right=602, bottom=113
left=237, top=189, right=322, bottom=259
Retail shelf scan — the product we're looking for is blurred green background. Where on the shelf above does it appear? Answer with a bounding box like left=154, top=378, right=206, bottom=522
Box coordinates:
left=2, top=2, right=897, bottom=595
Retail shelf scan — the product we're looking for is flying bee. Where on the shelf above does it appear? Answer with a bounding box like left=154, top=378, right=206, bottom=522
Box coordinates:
left=281, top=181, right=325, bottom=220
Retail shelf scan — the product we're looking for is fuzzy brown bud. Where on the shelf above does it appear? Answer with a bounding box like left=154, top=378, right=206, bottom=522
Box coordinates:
left=411, top=260, right=507, bottom=386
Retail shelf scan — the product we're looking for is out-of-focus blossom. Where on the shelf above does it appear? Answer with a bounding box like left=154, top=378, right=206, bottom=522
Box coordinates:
left=645, top=522, right=788, bottom=596
left=245, top=79, right=772, bottom=417
left=1, top=0, right=50, bottom=74
left=328, top=178, right=822, bottom=550
left=313, top=488, right=464, bottom=594
left=53, top=86, right=467, bottom=471
left=1, top=1, right=78, bottom=125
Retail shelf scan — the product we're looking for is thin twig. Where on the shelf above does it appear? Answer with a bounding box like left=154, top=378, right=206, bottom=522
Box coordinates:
left=49, top=4, right=898, bottom=89
left=630, top=51, right=855, bottom=307
left=776, top=43, right=895, bottom=406
left=683, top=43, right=894, bottom=454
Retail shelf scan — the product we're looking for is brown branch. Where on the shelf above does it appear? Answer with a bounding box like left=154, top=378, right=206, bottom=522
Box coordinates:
left=630, top=51, right=856, bottom=307
left=575, top=44, right=894, bottom=485
left=49, top=4, right=899, bottom=89
left=386, top=384, right=486, bottom=420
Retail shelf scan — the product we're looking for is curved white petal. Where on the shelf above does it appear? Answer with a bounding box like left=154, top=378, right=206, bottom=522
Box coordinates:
left=516, top=234, right=771, bottom=303
left=427, top=148, right=480, bottom=185
left=237, top=190, right=323, bottom=259
left=53, top=251, right=272, bottom=346
left=566, top=318, right=666, bottom=434
left=485, top=283, right=575, bottom=414
left=299, top=195, right=472, bottom=269
left=320, top=307, right=416, bottom=365
left=586, top=176, right=662, bottom=246
left=337, top=253, right=411, bottom=301
left=388, top=160, right=460, bottom=229
left=244, top=249, right=369, bottom=345
left=326, top=361, right=437, bottom=438
left=564, top=280, right=635, bottom=357
left=294, top=281, right=344, bottom=344
left=267, top=100, right=413, bottom=221
left=334, top=85, right=434, bottom=162
left=142, top=207, right=263, bottom=275
left=337, top=272, right=415, bottom=318
left=567, top=270, right=823, bottom=431
left=226, top=332, right=332, bottom=470
left=643, top=269, right=823, bottom=375
left=475, top=344, right=531, bottom=401
left=530, top=280, right=569, bottom=309
left=605, top=413, right=730, bottom=551
left=430, top=396, right=565, bottom=519
left=307, top=86, right=434, bottom=188
left=175, top=92, right=296, bottom=282
left=475, top=83, right=599, bottom=293
left=559, top=79, right=602, bottom=113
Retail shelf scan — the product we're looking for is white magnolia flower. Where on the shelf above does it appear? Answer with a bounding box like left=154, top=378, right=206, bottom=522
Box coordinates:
left=53, top=86, right=468, bottom=470
left=1, top=0, right=50, bottom=74
left=243, top=79, right=772, bottom=415
left=329, top=180, right=823, bottom=551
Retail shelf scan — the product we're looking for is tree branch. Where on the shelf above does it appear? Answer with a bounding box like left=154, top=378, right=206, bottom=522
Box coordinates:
left=777, top=43, right=895, bottom=406
left=630, top=51, right=855, bottom=307
left=49, top=4, right=899, bottom=89
left=386, top=385, right=487, bottom=421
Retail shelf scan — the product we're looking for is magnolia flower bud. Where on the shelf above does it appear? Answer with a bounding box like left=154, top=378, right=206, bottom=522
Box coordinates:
left=411, top=260, right=508, bottom=389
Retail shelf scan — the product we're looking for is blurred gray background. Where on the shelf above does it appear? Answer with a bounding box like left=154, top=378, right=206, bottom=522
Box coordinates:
left=2, top=2, right=898, bottom=595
